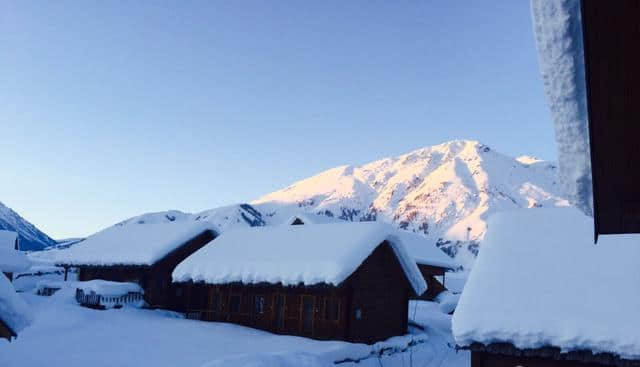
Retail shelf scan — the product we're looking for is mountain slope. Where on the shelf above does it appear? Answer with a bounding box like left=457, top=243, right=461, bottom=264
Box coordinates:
left=252, top=140, right=567, bottom=268
left=113, top=204, right=267, bottom=233
left=0, top=201, right=56, bottom=251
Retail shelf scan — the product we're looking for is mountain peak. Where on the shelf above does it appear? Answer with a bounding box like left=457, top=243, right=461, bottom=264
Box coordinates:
left=252, top=140, right=566, bottom=268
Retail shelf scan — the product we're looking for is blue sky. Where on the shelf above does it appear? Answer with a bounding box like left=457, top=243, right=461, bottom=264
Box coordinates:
left=1, top=1, right=555, bottom=239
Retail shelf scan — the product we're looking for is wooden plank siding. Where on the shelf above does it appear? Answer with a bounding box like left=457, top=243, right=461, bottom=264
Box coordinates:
left=181, top=241, right=415, bottom=343
left=75, top=229, right=216, bottom=311
left=581, top=0, right=640, bottom=237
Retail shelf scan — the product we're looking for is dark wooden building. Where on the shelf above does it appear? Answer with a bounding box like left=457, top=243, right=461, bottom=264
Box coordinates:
left=171, top=222, right=428, bottom=343
left=581, top=0, right=640, bottom=239
left=416, top=264, right=451, bottom=301
left=56, top=222, right=217, bottom=311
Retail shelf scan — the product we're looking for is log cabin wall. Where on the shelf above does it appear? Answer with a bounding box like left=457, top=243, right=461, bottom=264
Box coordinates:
left=184, top=282, right=349, bottom=341
left=344, top=241, right=412, bottom=344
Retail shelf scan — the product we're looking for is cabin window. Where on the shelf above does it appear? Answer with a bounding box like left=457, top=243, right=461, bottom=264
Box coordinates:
left=324, top=298, right=340, bottom=321
left=253, top=295, right=265, bottom=315
left=354, top=307, right=362, bottom=320
left=230, top=295, right=241, bottom=313
left=175, top=288, right=183, bottom=297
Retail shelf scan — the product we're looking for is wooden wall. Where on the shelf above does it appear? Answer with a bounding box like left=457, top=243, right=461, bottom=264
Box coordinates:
left=415, top=264, right=447, bottom=301
left=582, top=0, right=640, bottom=236
left=185, top=283, right=349, bottom=341
left=344, top=241, right=410, bottom=343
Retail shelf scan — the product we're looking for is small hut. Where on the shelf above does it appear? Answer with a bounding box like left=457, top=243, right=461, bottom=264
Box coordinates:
left=453, top=208, right=640, bottom=367
left=0, top=230, right=30, bottom=282
left=55, top=221, right=217, bottom=311
left=172, top=222, right=428, bottom=344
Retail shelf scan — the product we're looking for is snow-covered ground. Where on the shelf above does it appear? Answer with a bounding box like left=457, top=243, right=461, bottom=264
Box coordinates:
left=1, top=279, right=467, bottom=367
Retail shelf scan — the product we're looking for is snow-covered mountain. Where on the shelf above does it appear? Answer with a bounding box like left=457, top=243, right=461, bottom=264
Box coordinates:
left=0, top=201, right=56, bottom=251
left=252, top=140, right=567, bottom=268
left=114, top=204, right=267, bottom=233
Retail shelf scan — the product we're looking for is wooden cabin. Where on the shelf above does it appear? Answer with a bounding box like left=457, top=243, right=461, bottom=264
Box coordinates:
left=172, top=222, right=428, bottom=344
left=55, top=221, right=217, bottom=311
left=580, top=0, right=640, bottom=238
left=0, top=230, right=30, bottom=283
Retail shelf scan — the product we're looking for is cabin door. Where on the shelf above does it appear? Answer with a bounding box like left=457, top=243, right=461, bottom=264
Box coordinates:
left=301, top=295, right=314, bottom=336
left=273, top=294, right=285, bottom=332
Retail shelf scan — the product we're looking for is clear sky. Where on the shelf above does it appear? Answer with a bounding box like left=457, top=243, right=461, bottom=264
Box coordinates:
left=1, top=1, right=555, bottom=239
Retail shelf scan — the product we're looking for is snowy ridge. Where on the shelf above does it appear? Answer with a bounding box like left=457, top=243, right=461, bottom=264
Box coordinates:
left=0, top=201, right=56, bottom=251
left=531, top=0, right=592, bottom=215
left=172, top=221, right=428, bottom=295
left=452, top=208, right=640, bottom=360
left=115, top=204, right=266, bottom=233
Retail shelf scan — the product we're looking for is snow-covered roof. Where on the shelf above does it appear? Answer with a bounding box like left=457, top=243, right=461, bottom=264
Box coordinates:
left=0, top=230, right=30, bottom=273
left=76, top=280, right=143, bottom=297
left=54, top=221, right=216, bottom=267
left=173, top=221, right=428, bottom=295
left=0, top=273, right=32, bottom=336
left=532, top=0, right=592, bottom=215
left=452, top=207, right=640, bottom=360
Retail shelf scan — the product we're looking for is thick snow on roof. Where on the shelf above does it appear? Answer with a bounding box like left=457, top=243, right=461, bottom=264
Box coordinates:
left=173, top=222, right=427, bottom=295
left=0, top=230, right=30, bottom=273
left=0, top=274, right=32, bottom=335
left=54, top=221, right=216, bottom=266
left=453, top=207, right=640, bottom=359
left=397, top=232, right=456, bottom=270
left=531, top=0, right=592, bottom=215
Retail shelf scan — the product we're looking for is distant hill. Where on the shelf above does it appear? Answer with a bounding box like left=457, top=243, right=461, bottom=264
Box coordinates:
left=0, top=201, right=56, bottom=251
